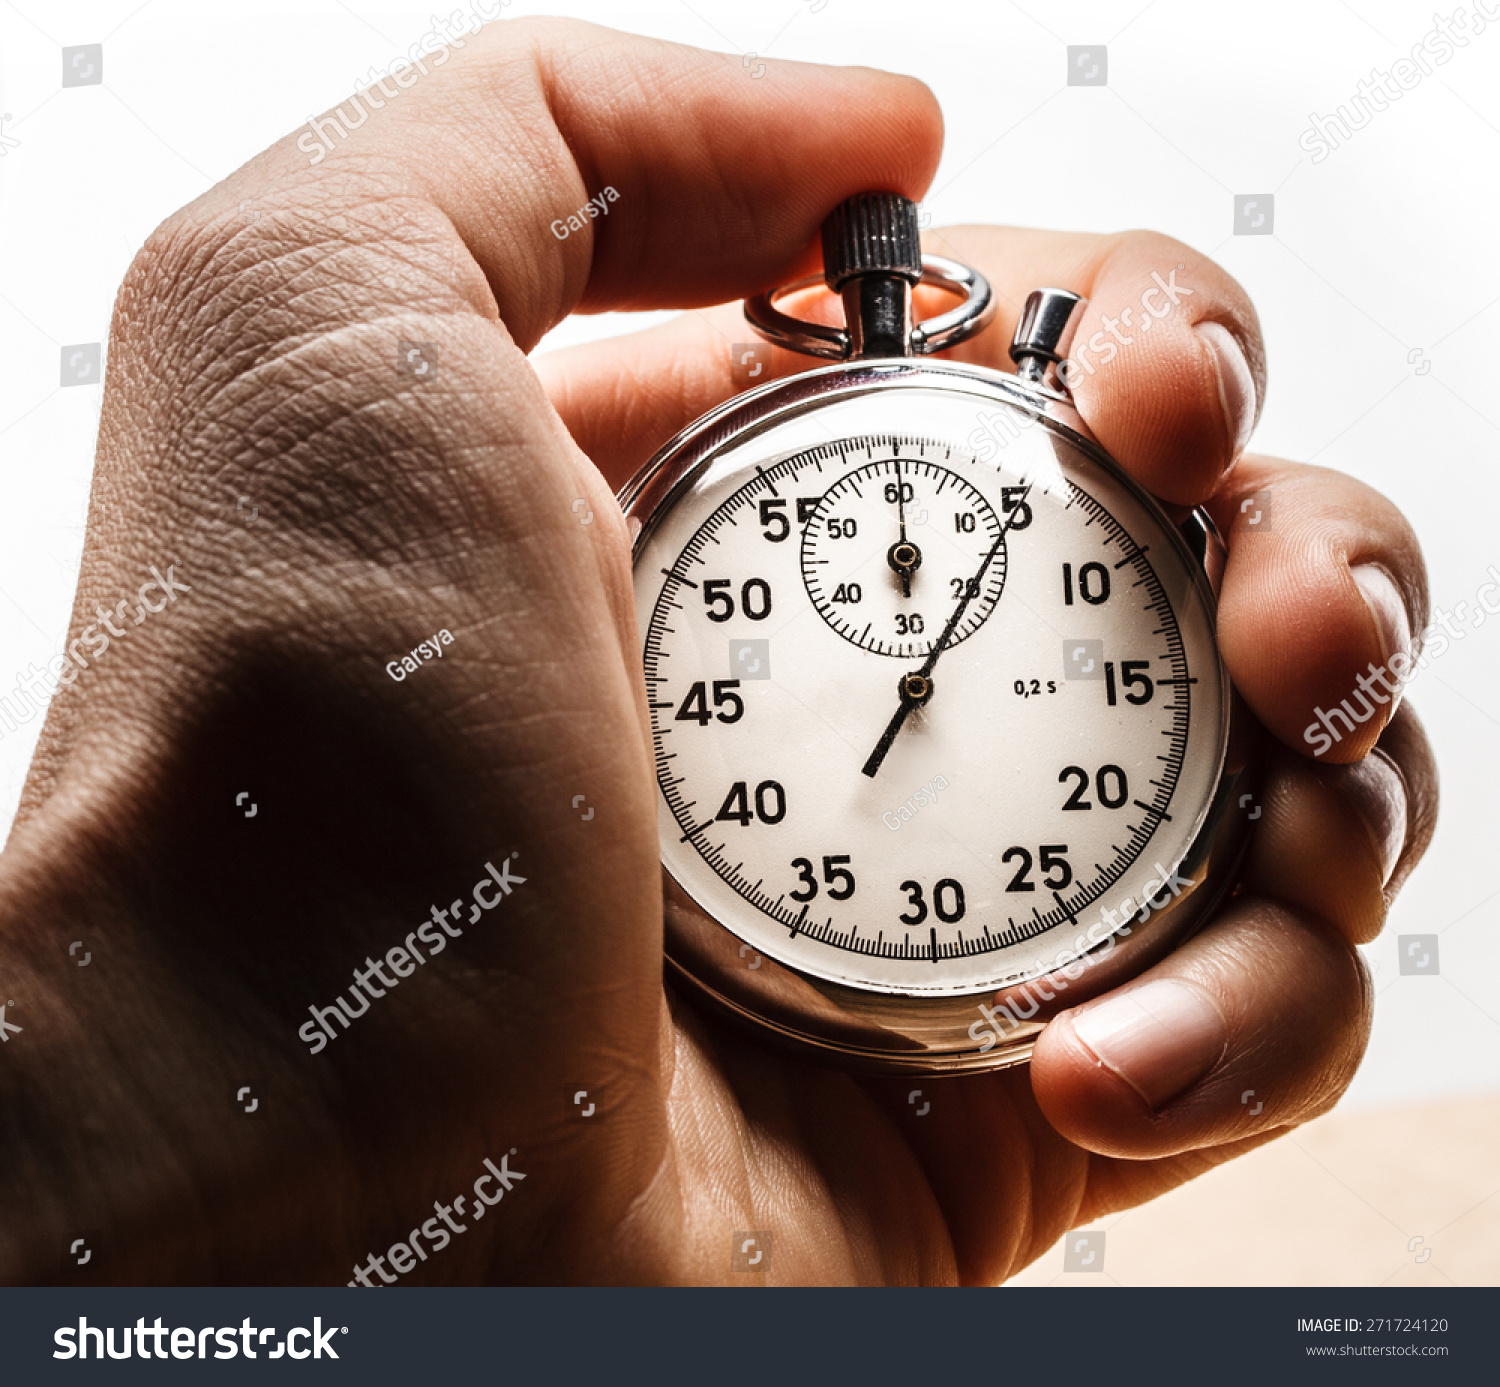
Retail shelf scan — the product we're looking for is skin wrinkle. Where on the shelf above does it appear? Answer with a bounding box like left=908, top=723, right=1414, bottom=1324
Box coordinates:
left=1018, top=1134, right=1072, bottom=1278
left=767, top=1078, right=866, bottom=1280
left=138, top=198, right=478, bottom=388
left=1249, top=754, right=1394, bottom=943
left=161, top=336, right=540, bottom=580
left=161, top=283, right=489, bottom=466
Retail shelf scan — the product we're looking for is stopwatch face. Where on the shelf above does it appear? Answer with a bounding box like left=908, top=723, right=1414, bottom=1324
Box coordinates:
left=629, top=365, right=1229, bottom=1004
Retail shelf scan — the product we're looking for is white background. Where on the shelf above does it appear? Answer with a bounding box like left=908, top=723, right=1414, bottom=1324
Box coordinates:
left=1, top=0, right=1497, bottom=1110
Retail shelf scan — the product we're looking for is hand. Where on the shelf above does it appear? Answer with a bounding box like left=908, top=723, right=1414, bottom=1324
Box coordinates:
left=0, top=20, right=1435, bottom=1286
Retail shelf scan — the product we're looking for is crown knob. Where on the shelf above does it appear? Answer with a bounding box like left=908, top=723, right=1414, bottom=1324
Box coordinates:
left=821, top=192, right=924, bottom=291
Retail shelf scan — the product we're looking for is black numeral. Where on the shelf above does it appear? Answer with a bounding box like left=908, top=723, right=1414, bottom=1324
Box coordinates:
left=832, top=582, right=862, bottom=604
left=790, top=854, right=857, bottom=903
left=1103, top=660, right=1154, bottom=706
left=1097, top=765, right=1127, bottom=808
left=674, top=679, right=745, bottom=726
left=933, top=878, right=966, bottom=923
left=1003, top=845, right=1071, bottom=890
left=1063, top=561, right=1111, bottom=605
left=1001, top=486, right=1033, bottom=531
left=758, top=497, right=789, bottom=542
left=823, top=854, right=856, bottom=901
left=885, top=482, right=915, bottom=504
left=676, top=682, right=711, bottom=726
left=1122, top=661, right=1153, bottom=704
left=953, top=511, right=976, bottom=533
left=742, top=578, right=772, bottom=620
left=899, top=877, right=965, bottom=924
left=1059, top=764, right=1128, bottom=810
left=827, top=517, right=858, bottom=539
left=1039, top=844, right=1072, bottom=890
left=703, top=579, right=734, bottom=622
left=704, top=579, right=773, bottom=622
left=950, top=577, right=980, bottom=599
left=715, top=779, right=785, bottom=827
left=895, top=613, right=925, bottom=635
left=755, top=779, right=785, bottom=823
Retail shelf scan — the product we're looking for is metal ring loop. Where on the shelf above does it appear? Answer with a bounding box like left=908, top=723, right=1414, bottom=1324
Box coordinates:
left=743, top=254, right=995, bottom=361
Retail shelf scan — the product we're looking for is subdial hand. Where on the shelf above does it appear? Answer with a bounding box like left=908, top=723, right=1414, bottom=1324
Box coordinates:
left=886, top=459, right=922, bottom=598
left=861, top=483, right=1030, bottom=779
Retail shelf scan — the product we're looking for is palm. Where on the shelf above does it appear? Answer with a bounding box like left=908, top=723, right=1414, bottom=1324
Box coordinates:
left=594, top=971, right=1274, bottom=1284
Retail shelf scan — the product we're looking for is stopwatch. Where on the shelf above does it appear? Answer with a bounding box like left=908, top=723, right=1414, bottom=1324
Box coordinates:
left=620, top=193, right=1256, bottom=1072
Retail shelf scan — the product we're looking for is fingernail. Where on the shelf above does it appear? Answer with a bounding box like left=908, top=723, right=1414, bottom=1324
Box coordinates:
left=1070, top=978, right=1227, bottom=1109
left=1352, top=564, right=1412, bottom=715
left=1328, top=748, right=1408, bottom=886
left=1196, top=320, right=1256, bottom=459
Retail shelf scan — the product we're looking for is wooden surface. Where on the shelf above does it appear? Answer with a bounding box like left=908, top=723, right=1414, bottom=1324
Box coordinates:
left=1005, top=1092, right=1500, bottom=1286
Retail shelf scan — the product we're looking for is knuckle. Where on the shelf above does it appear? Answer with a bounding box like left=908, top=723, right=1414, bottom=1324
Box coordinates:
left=98, top=191, right=543, bottom=619
left=110, top=193, right=478, bottom=473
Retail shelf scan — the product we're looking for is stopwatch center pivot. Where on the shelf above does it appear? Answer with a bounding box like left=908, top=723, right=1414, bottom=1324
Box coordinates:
left=888, top=539, right=922, bottom=579
left=900, top=672, right=933, bottom=706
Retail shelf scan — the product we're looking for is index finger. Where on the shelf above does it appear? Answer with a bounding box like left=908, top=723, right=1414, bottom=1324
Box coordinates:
left=177, top=18, right=944, bottom=352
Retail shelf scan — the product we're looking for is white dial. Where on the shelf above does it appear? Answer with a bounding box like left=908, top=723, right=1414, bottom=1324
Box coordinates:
left=633, top=380, right=1227, bottom=999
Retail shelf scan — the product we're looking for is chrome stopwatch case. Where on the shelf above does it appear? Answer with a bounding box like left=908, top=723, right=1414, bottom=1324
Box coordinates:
left=620, top=193, right=1256, bottom=1073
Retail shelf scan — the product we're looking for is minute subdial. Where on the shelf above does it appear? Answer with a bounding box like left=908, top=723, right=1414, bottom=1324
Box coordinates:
left=800, top=456, right=1004, bottom=657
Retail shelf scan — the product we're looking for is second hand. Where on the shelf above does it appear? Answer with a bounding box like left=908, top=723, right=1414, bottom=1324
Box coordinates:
left=861, top=482, right=1030, bottom=779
